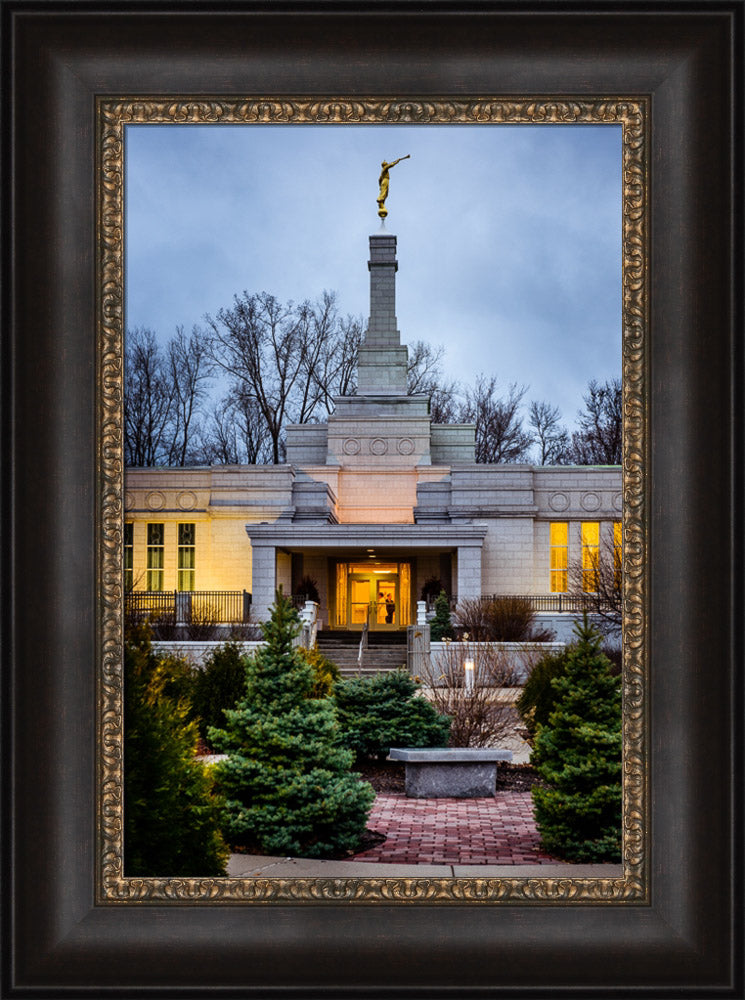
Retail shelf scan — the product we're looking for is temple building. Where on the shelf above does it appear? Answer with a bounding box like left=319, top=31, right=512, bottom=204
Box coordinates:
left=124, top=230, right=621, bottom=637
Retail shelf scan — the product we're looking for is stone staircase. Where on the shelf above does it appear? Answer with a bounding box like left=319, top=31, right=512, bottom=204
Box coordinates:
left=317, top=630, right=408, bottom=677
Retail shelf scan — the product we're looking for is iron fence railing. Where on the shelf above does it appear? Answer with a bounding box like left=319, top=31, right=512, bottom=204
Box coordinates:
left=125, top=590, right=252, bottom=624
left=426, top=594, right=616, bottom=614
left=478, top=594, right=616, bottom=613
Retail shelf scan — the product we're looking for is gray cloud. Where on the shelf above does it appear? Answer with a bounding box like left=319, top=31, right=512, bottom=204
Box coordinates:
left=125, top=121, right=621, bottom=430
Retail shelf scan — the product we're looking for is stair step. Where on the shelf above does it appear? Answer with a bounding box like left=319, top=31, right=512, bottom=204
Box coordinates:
left=316, top=639, right=407, bottom=675
left=317, top=630, right=407, bottom=646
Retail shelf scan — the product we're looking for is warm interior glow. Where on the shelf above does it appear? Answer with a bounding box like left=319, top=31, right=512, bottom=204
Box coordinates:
left=549, top=521, right=568, bottom=593
left=582, top=521, right=600, bottom=592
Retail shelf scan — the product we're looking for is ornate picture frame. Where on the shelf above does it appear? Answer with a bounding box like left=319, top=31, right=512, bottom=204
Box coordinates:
left=4, top=3, right=741, bottom=994
left=100, top=97, right=647, bottom=905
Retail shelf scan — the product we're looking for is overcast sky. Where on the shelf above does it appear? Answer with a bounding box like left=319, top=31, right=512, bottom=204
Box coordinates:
left=125, top=123, right=621, bottom=430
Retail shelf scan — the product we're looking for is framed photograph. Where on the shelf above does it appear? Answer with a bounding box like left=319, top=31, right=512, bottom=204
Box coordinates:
left=4, top=2, right=741, bottom=995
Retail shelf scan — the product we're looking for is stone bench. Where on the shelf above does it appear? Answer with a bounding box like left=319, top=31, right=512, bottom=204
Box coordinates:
left=389, top=747, right=513, bottom=798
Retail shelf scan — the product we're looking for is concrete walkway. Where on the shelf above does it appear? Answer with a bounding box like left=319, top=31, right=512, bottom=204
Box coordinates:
left=227, top=790, right=623, bottom=879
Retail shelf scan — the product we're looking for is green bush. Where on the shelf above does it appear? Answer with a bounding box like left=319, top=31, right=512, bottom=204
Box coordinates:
left=531, top=616, right=622, bottom=863
left=124, top=624, right=229, bottom=877
left=209, top=593, right=374, bottom=858
left=334, top=669, right=451, bottom=760
left=297, top=644, right=341, bottom=698
left=516, top=647, right=571, bottom=740
left=429, top=590, right=454, bottom=641
left=190, top=641, right=249, bottom=744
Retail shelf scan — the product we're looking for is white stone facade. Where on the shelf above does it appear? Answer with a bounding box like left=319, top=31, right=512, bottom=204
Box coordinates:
left=125, top=231, right=621, bottom=632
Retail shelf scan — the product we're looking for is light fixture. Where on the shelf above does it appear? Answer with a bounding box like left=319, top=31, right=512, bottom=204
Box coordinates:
left=464, top=659, right=475, bottom=693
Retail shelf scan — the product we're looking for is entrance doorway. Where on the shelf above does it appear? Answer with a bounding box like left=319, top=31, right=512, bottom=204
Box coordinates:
left=335, top=561, right=411, bottom=629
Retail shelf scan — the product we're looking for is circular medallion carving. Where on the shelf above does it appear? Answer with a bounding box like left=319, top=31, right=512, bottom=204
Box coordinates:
left=342, top=438, right=360, bottom=455
left=548, top=492, right=569, bottom=512
left=397, top=437, right=415, bottom=455
left=177, top=491, right=197, bottom=511
left=124, top=491, right=134, bottom=511
left=613, top=492, right=623, bottom=511
left=580, top=492, right=601, bottom=512
left=370, top=438, right=388, bottom=456
left=146, top=491, right=166, bottom=511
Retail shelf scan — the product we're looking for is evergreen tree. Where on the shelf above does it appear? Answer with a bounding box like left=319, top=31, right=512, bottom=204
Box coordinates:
left=190, top=641, right=248, bottom=744
left=124, top=624, right=229, bottom=876
left=209, top=593, right=374, bottom=857
left=531, top=616, right=622, bottom=862
left=429, top=590, right=454, bottom=641
left=334, top=669, right=451, bottom=760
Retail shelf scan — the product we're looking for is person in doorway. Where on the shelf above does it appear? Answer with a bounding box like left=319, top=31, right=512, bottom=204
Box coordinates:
left=385, top=594, right=395, bottom=624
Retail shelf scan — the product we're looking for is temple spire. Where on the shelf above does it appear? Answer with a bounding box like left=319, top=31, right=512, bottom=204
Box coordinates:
left=356, top=233, right=409, bottom=396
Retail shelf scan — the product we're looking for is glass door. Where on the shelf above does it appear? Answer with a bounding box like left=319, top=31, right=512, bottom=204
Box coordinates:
left=349, top=576, right=372, bottom=626
left=337, top=561, right=411, bottom=629
left=374, top=576, right=398, bottom=626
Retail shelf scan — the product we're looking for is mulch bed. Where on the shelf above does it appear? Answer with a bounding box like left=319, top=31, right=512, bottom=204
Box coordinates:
left=355, top=758, right=545, bottom=794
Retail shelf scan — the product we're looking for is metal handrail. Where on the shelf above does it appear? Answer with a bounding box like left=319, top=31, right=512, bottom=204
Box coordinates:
left=357, top=609, right=369, bottom=675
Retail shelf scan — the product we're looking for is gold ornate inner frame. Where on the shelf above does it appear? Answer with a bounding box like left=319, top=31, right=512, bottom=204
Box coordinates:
left=97, top=97, right=648, bottom=904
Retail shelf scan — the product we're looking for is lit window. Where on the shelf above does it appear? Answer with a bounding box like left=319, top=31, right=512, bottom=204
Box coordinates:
left=550, top=522, right=568, bottom=593
left=178, top=523, right=196, bottom=592
left=146, top=523, right=164, bottom=591
left=613, top=520, right=622, bottom=590
left=581, top=522, right=600, bottom=592
left=124, top=522, right=134, bottom=592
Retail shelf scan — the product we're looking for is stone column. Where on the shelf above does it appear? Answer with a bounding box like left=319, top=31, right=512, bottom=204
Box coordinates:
left=357, top=233, right=409, bottom=395
left=456, top=545, right=483, bottom=604
left=249, top=543, right=276, bottom=622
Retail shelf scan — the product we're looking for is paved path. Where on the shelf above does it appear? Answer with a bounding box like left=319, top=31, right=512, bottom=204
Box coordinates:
left=341, top=791, right=559, bottom=866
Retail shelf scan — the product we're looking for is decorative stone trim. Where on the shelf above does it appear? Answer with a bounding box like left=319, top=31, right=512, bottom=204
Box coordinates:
left=145, top=491, right=165, bottom=511
left=580, top=492, right=601, bottom=511
left=176, top=490, right=197, bottom=511
left=548, top=491, right=569, bottom=511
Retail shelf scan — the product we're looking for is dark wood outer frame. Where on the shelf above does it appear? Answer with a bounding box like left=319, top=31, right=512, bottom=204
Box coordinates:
left=3, top=2, right=742, bottom=995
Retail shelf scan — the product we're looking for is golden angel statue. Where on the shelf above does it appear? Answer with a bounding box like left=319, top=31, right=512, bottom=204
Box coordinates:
left=377, top=155, right=410, bottom=218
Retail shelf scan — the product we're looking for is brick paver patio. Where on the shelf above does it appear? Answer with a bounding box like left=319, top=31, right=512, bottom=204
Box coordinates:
left=343, top=792, right=560, bottom=865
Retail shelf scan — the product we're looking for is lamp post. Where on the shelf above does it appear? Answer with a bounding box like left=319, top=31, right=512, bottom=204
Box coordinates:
left=464, top=659, right=475, bottom=693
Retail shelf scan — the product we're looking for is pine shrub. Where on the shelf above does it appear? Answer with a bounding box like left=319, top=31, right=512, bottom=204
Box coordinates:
left=531, top=617, right=622, bottom=863
left=209, top=593, right=374, bottom=858
left=429, top=590, right=454, bottom=641
left=516, top=647, right=571, bottom=740
left=124, top=624, right=229, bottom=877
left=334, top=669, right=451, bottom=760
left=190, top=641, right=249, bottom=744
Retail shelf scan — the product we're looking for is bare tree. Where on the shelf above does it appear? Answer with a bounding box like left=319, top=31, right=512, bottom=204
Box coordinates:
left=165, top=325, right=214, bottom=466
left=296, top=293, right=363, bottom=416
left=458, top=376, right=532, bottom=463
left=421, top=642, right=520, bottom=748
left=201, top=390, right=274, bottom=466
left=124, top=327, right=175, bottom=466
left=569, top=378, right=622, bottom=465
left=568, top=533, right=622, bottom=638
left=528, top=400, right=571, bottom=465
left=206, top=292, right=310, bottom=464
left=406, top=339, right=460, bottom=422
